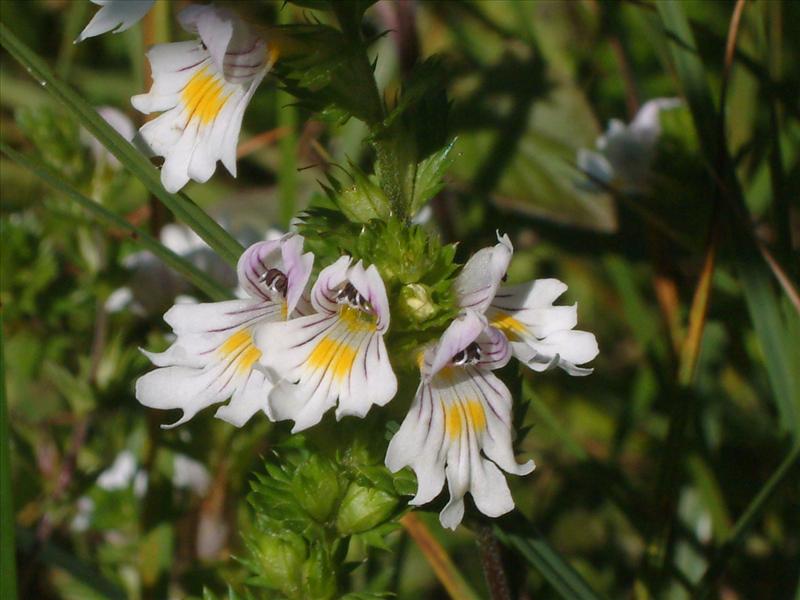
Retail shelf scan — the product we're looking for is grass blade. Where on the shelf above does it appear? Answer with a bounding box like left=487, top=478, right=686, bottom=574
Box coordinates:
left=493, top=512, right=606, bottom=600
left=1, top=142, right=232, bottom=302
left=400, top=513, right=482, bottom=600
left=16, top=527, right=126, bottom=599
left=696, top=442, right=800, bottom=598
left=0, top=21, right=244, bottom=266
left=646, top=2, right=800, bottom=592
left=0, top=311, right=17, bottom=600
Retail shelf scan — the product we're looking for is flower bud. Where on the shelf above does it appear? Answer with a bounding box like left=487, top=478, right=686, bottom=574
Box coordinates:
left=336, top=482, right=398, bottom=535
left=397, top=283, right=436, bottom=323
left=254, top=531, right=307, bottom=597
left=292, top=455, right=342, bottom=523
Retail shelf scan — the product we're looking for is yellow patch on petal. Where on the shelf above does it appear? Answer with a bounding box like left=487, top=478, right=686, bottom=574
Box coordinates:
left=308, top=336, right=357, bottom=381
left=466, top=399, right=486, bottom=432
left=237, top=345, right=262, bottom=374
left=339, top=305, right=377, bottom=333
left=218, top=330, right=262, bottom=374
left=182, top=67, right=230, bottom=125
left=491, top=311, right=526, bottom=342
left=445, top=404, right=462, bottom=440
left=445, top=400, right=486, bottom=440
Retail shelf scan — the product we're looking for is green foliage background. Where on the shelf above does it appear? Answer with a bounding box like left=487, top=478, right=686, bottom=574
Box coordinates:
left=1, top=1, right=798, bottom=599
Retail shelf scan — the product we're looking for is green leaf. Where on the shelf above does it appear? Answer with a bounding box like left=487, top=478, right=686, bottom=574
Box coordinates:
left=0, top=142, right=232, bottom=302
left=272, top=24, right=383, bottom=126
left=0, top=22, right=244, bottom=266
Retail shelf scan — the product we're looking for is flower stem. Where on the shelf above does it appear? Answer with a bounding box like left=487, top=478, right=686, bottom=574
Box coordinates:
left=331, top=3, right=409, bottom=220
left=476, top=523, right=512, bottom=600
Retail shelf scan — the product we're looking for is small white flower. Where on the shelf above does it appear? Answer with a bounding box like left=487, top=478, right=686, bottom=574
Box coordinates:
left=577, top=98, right=682, bottom=193
left=131, top=5, right=277, bottom=192
left=386, top=310, right=534, bottom=530
left=136, top=234, right=314, bottom=427
left=455, top=233, right=599, bottom=375
left=96, top=449, right=139, bottom=491
left=257, top=257, right=398, bottom=432
left=80, top=106, right=136, bottom=169
left=172, top=454, right=211, bottom=495
left=106, top=223, right=237, bottom=316
left=76, top=0, right=154, bottom=43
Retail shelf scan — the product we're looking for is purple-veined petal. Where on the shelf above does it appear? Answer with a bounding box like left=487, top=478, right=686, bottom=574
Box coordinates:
left=454, top=232, right=513, bottom=312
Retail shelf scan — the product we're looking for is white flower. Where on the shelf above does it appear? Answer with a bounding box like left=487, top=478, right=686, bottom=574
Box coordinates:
left=131, top=5, right=276, bottom=193
left=257, top=257, right=398, bottom=432
left=172, top=454, right=211, bottom=495
left=577, top=98, right=682, bottom=193
left=136, top=234, right=314, bottom=427
left=96, top=449, right=139, bottom=491
left=76, top=0, right=154, bottom=43
left=106, top=223, right=237, bottom=316
left=455, top=233, right=598, bottom=375
left=386, top=310, right=534, bottom=530
left=80, top=106, right=136, bottom=169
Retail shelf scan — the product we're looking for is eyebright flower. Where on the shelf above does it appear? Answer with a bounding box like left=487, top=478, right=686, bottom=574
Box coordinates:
left=386, top=310, right=535, bottom=530
left=577, top=98, right=682, bottom=193
left=455, top=233, right=599, bottom=375
left=132, top=5, right=276, bottom=193
left=256, top=257, right=398, bottom=433
left=76, top=0, right=155, bottom=43
left=135, top=234, right=313, bottom=427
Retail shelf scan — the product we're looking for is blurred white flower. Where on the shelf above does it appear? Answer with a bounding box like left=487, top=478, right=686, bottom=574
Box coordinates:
left=76, top=0, right=154, bottom=43
left=80, top=106, right=136, bottom=169
left=96, top=449, right=139, bottom=491
left=132, top=5, right=276, bottom=192
left=172, top=454, right=211, bottom=495
left=577, top=98, right=682, bottom=193
left=105, top=223, right=237, bottom=316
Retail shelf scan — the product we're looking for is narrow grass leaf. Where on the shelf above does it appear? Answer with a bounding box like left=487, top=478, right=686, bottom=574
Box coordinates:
left=492, top=514, right=606, bottom=600
left=1, top=142, right=232, bottom=302
left=0, top=313, right=17, bottom=600
left=16, top=527, right=126, bottom=599
left=399, top=513, right=482, bottom=600
left=0, top=22, right=244, bottom=266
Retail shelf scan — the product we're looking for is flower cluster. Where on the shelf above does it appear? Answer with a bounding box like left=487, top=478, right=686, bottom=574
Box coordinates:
left=137, top=233, right=597, bottom=529
left=88, top=0, right=600, bottom=531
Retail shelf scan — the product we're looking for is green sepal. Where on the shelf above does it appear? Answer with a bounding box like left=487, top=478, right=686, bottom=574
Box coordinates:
left=291, top=454, right=343, bottom=523
left=336, top=481, right=399, bottom=535
left=321, top=162, right=391, bottom=223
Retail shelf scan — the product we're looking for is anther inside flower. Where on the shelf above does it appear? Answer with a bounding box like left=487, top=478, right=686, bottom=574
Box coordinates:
left=257, top=257, right=397, bottom=432
left=386, top=310, right=534, bottom=530
left=451, top=342, right=481, bottom=366
left=261, top=268, right=288, bottom=299
left=135, top=234, right=313, bottom=427
left=336, top=282, right=374, bottom=314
